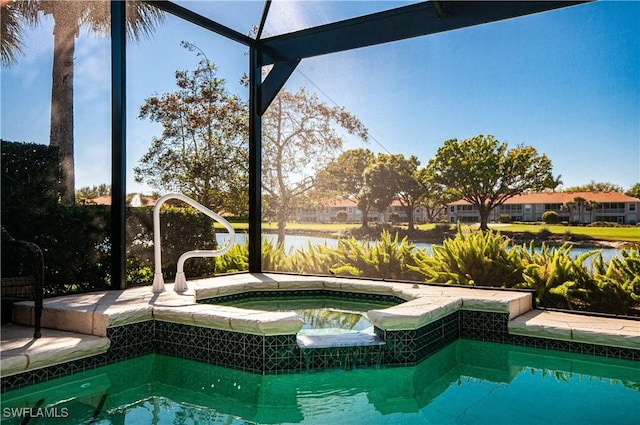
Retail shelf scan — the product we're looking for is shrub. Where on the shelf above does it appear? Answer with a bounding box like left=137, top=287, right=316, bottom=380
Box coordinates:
left=589, top=248, right=640, bottom=314
left=144, top=228, right=640, bottom=315
left=588, top=221, right=618, bottom=228
left=260, top=239, right=293, bottom=272
left=409, top=226, right=524, bottom=287
left=1, top=141, right=112, bottom=294
left=519, top=243, right=597, bottom=310
left=126, top=206, right=218, bottom=280
left=1, top=140, right=62, bottom=216
left=521, top=231, right=535, bottom=240
left=541, top=211, right=559, bottom=224
left=335, top=210, right=348, bottom=223
left=389, top=212, right=401, bottom=224
left=330, top=230, right=423, bottom=281
left=126, top=256, right=154, bottom=287
left=537, top=227, right=552, bottom=239
left=11, top=205, right=112, bottom=295
left=215, top=240, right=249, bottom=273
left=427, top=223, right=451, bottom=239
left=498, top=214, right=512, bottom=223
left=259, top=229, right=423, bottom=281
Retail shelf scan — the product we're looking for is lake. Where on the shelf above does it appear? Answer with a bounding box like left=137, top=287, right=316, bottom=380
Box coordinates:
left=216, top=233, right=621, bottom=263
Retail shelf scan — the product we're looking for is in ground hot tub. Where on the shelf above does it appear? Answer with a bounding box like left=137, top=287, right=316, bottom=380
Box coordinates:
left=146, top=274, right=533, bottom=371
left=202, top=290, right=402, bottom=336
left=199, top=289, right=406, bottom=352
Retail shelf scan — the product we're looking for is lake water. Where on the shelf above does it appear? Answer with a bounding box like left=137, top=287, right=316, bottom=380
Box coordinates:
left=216, top=233, right=621, bottom=263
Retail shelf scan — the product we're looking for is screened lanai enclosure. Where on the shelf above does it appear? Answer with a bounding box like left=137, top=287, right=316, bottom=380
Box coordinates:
left=3, top=0, right=638, bottom=295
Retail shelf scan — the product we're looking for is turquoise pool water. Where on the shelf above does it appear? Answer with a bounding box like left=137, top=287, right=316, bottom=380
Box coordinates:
left=2, top=340, right=638, bottom=424
left=222, top=296, right=397, bottom=334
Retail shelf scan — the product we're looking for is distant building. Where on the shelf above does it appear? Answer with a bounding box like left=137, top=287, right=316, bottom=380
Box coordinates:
left=296, top=199, right=360, bottom=223
left=446, top=191, right=639, bottom=225
left=87, top=195, right=157, bottom=207
left=295, top=199, right=432, bottom=224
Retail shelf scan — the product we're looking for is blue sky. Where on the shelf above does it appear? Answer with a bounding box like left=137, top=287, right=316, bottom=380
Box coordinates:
left=1, top=1, right=638, bottom=194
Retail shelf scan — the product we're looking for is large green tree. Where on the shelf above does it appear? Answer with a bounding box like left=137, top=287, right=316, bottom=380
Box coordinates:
left=358, top=153, right=400, bottom=224
left=626, top=183, right=640, bottom=199
left=565, top=180, right=624, bottom=193
left=416, top=167, right=457, bottom=222
left=315, top=148, right=375, bottom=228
left=1, top=0, right=163, bottom=204
left=262, top=87, right=368, bottom=244
left=135, top=42, right=249, bottom=214
left=76, top=183, right=111, bottom=199
left=385, top=154, right=423, bottom=231
left=428, top=134, right=557, bottom=231
left=363, top=153, right=424, bottom=231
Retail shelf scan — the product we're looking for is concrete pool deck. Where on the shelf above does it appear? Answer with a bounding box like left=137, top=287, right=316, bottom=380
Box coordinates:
left=2, top=273, right=639, bottom=378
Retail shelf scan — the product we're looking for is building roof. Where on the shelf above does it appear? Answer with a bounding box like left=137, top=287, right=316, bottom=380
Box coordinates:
left=321, top=199, right=358, bottom=208
left=449, top=191, right=640, bottom=206
left=321, top=199, right=411, bottom=208
left=88, top=195, right=157, bottom=207
left=89, top=196, right=112, bottom=205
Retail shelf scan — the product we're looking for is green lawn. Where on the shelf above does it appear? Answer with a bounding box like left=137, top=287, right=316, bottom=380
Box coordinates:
left=496, top=223, right=640, bottom=242
left=415, top=222, right=639, bottom=243
left=214, top=222, right=344, bottom=232
left=214, top=221, right=248, bottom=231
left=215, top=221, right=639, bottom=243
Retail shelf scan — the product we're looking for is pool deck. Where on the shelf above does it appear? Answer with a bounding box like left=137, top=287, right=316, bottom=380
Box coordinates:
left=2, top=273, right=639, bottom=378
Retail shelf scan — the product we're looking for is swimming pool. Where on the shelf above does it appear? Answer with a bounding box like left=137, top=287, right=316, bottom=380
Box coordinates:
left=2, top=339, right=638, bottom=424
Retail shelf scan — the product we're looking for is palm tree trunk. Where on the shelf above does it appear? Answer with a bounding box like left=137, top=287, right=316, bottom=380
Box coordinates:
left=50, top=12, right=77, bottom=204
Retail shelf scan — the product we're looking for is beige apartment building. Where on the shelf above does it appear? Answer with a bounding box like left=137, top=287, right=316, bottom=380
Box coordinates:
left=296, top=199, right=432, bottom=224
left=447, top=192, right=639, bottom=225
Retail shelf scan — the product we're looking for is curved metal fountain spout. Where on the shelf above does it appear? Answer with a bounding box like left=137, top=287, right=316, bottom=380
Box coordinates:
left=152, top=193, right=235, bottom=293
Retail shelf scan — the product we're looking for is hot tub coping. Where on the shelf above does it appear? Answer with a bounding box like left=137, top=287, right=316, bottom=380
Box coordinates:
left=191, top=274, right=533, bottom=333
left=13, top=273, right=533, bottom=337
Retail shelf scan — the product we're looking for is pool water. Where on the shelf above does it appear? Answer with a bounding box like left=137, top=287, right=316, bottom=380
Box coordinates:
left=2, top=340, right=638, bottom=424
left=223, top=297, right=396, bottom=335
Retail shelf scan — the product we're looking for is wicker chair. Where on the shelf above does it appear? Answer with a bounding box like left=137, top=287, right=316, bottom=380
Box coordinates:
left=1, top=227, right=43, bottom=338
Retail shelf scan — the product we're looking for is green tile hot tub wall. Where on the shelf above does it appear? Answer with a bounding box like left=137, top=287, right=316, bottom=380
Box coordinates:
left=198, top=289, right=407, bottom=306
left=1, top=313, right=458, bottom=393
left=3, top=306, right=639, bottom=393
